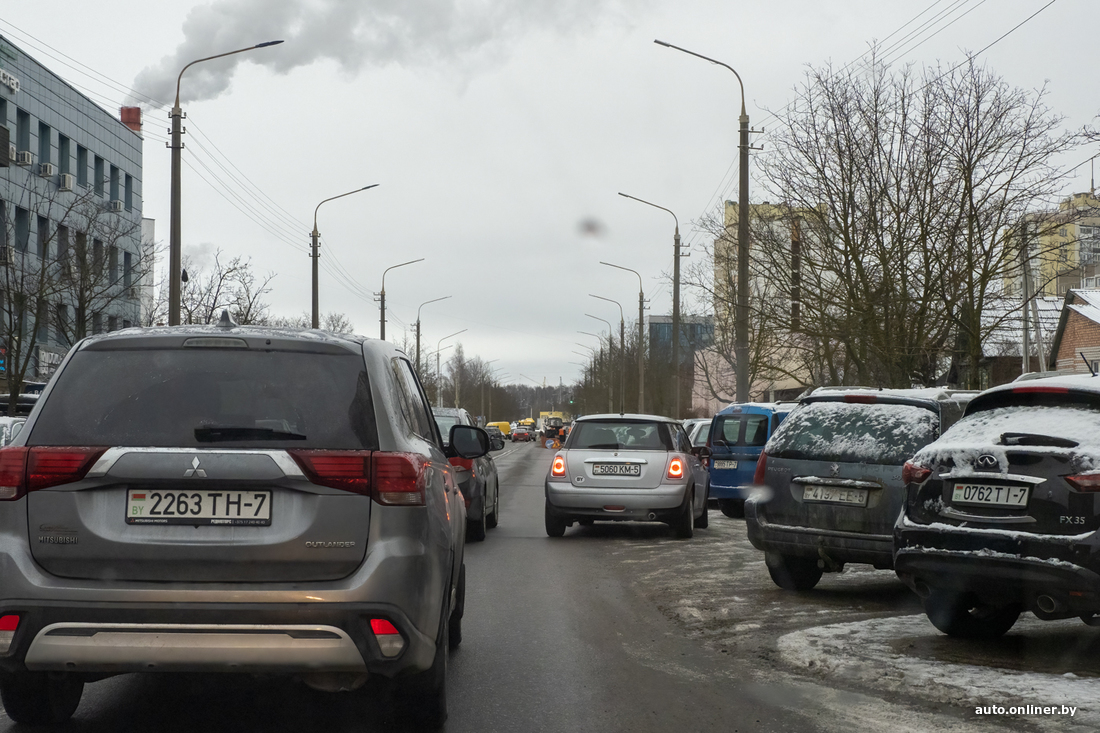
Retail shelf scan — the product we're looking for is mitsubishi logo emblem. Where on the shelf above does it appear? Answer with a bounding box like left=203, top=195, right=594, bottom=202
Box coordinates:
left=184, top=457, right=207, bottom=478
left=975, top=454, right=998, bottom=470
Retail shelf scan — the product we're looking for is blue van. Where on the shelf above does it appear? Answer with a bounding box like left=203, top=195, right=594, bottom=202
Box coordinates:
left=707, top=403, right=794, bottom=518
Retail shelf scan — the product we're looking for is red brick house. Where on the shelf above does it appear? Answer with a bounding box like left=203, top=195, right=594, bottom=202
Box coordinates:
left=1048, top=289, right=1100, bottom=373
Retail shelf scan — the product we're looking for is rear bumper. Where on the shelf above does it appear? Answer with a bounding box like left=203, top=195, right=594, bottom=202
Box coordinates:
left=709, top=483, right=752, bottom=500
left=745, top=499, right=894, bottom=568
left=0, top=601, right=434, bottom=677
left=545, top=480, right=687, bottom=520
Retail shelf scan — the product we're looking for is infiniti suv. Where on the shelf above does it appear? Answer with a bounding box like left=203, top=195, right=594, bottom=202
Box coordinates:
left=0, top=322, right=487, bottom=728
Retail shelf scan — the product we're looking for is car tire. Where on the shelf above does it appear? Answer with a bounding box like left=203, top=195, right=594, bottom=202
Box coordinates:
left=545, top=500, right=567, bottom=537
left=923, top=590, right=1021, bottom=638
left=466, top=501, right=487, bottom=543
left=448, top=563, right=465, bottom=650
left=486, top=481, right=499, bottom=530
left=718, top=499, right=745, bottom=518
left=394, top=613, right=448, bottom=729
left=672, top=489, right=694, bottom=539
left=765, top=552, right=823, bottom=590
left=0, top=673, right=84, bottom=725
left=694, top=487, right=709, bottom=529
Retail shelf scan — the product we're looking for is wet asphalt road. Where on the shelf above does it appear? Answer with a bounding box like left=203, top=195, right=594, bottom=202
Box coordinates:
left=0, top=444, right=1085, bottom=732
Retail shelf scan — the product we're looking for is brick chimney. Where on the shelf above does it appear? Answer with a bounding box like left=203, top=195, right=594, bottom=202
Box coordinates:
left=120, top=106, right=142, bottom=134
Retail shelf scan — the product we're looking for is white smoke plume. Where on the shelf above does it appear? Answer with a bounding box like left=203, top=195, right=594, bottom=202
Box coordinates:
left=132, top=0, right=633, bottom=106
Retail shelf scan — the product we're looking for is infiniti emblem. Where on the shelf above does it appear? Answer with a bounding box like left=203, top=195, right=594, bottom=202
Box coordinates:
left=184, top=457, right=207, bottom=478
left=975, top=454, right=999, bottom=470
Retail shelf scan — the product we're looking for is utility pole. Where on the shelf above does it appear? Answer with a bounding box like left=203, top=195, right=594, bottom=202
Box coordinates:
left=311, top=184, right=378, bottom=329
left=378, top=258, right=424, bottom=341
left=1020, top=219, right=1031, bottom=376
left=415, top=296, right=451, bottom=376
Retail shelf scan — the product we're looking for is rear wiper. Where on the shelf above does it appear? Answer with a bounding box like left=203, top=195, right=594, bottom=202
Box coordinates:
left=999, top=432, right=1078, bottom=448
left=195, top=426, right=307, bottom=442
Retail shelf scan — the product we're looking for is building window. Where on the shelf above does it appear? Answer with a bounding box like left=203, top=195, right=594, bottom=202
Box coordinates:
left=124, top=174, right=133, bottom=211
left=57, top=225, right=69, bottom=266
left=57, top=135, right=70, bottom=176
left=91, top=312, right=102, bottom=335
left=37, top=216, right=49, bottom=260
left=56, top=304, right=70, bottom=345
left=92, top=238, right=103, bottom=277
left=107, top=315, right=118, bottom=332
left=0, top=99, right=6, bottom=131
left=94, top=156, right=104, bottom=196
left=36, top=299, right=48, bottom=344
left=108, top=247, right=118, bottom=285
left=14, top=207, right=28, bottom=252
left=122, top=319, right=132, bottom=329
left=1061, top=228, right=1068, bottom=237
left=76, top=145, right=88, bottom=187
left=109, top=165, right=120, bottom=202
left=123, top=251, right=132, bottom=288
left=37, top=122, right=50, bottom=166
left=15, top=108, right=29, bottom=152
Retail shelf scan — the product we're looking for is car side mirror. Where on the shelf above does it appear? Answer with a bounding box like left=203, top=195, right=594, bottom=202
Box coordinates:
left=449, top=424, right=490, bottom=459
left=490, top=435, right=505, bottom=451
left=691, top=446, right=711, bottom=459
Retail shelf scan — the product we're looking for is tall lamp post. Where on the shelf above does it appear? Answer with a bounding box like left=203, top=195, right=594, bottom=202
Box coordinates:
left=601, top=261, right=645, bottom=413
left=591, top=294, right=625, bottom=414
left=311, top=184, right=379, bottom=329
left=578, top=332, right=608, bottom=413
left=436, top=329, right=467, bottom=406
left=586, top=314, right=615, bottom=414
left=170, top=39, right=284, bottom=326
left=415, top=296, right=451, bottom=375
left=619, top=192, right=683, bottom=417
left=379, top=258, right=425, bottom=340
left=655, top=39, right=751, bottom=402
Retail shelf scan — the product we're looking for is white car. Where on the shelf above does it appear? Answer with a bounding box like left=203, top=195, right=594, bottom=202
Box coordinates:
left=544, top=414, right=710, bottom=538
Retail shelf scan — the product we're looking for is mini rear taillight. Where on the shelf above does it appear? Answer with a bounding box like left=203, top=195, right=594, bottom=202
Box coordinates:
left=667, top=457, right=684, bottom=480
left=753, top=451, right=769, bottom=485
left=288, top=450, right=371, bottom=495
left=0, top=448, right=27, bottom=500
left=1065, top=474, right=1100, bottom=493
left=369, top=618, right=405, bottom=657
left=0, top=615, right=18, bottom=654
left=551, top=455, right=566, bottom=477
left=902, top=461, right=932, bottom=486
left=372, top=452, right=429, bottom=506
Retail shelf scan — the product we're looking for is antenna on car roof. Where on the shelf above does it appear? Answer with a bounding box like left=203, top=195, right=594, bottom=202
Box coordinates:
left=216, top=309, right=238, bottom=331
left=1080, top=351, right=1097, bottom=377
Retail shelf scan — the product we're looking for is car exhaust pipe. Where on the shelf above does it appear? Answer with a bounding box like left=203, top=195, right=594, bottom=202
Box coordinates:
left=1036, top=595, right=1065, bottom=615
left=647, top=512, right=657, bottom=520
left=913, top=580, right=932, bottom=599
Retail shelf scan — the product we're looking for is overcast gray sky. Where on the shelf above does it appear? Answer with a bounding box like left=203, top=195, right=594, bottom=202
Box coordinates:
left=3, top=0, right=1093, bottom=386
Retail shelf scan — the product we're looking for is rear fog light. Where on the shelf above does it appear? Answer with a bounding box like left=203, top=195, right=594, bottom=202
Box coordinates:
left=604, top=505, right=625, bottom=512
left=0, top=615, right=19, bottom=653
left=369, top=618, right=406, bottom=657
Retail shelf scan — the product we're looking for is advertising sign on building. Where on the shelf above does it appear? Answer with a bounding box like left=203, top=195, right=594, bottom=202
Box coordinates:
left=36, top=345, right=66, bottom=380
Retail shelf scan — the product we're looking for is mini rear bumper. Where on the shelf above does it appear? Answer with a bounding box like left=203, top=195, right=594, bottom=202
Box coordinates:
left=745, top=499, right=894, bottom=568
left=545, top=480, right=687, bottom=520
left=0, top=602, right=435, bottom=677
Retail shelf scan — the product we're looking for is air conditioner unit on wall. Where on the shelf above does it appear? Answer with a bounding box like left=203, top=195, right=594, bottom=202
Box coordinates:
left=14, top=150, right=32, bottom=166
left=107, top=200, right=124, bottom=212
left=58, top=173, right=74, bottom=192
left=38, top=162, right=55, bottom=178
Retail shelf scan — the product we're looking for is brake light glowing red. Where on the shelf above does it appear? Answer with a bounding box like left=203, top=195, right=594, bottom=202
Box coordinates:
left=0, top=448, right=27, bottom=500
left=370, top=618, right=400, bottom=635
left=288, top=450, right=371, bottom=495
left=372, top=452, right=429, bottom=506
left=551, top=455, right=566, bottom=477
left=902, top=461, right=932, bottom=485
left=370, top=617, right=406, bottom=657
left=1065, top=474, right=1100, bottom=493
left=0, top=615, right=17, bottom=653
left=667, top=457, right=684, bottom=480
left=844, top=395, right=878, bottom=404
left=1011, top=385, right=1069, bottom=394
left=753, top=451, right=769, bottom=485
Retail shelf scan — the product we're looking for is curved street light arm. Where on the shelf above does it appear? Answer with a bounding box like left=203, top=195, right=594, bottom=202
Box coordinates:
left=381, top=258, right=425, bottom=292
left=599, top=262, right=643, bottom=293
left=176, top=40, right=285, bottom=107
left=437, top=328, right=467, bottom=351
left=589, top=294, right=625, bottom=323
left=314, top=184, right=379, bottom=235
left=617, top=192, right=678, bottom=234
left=585, top=313, right=613, bottom=333
left=654, top=39, right=745, bottom=117
left=417, top=295, right=452, bottom=321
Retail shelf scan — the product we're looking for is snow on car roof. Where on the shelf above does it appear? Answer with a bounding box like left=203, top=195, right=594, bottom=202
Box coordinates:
left=981, top=371, right=1100, bottom=397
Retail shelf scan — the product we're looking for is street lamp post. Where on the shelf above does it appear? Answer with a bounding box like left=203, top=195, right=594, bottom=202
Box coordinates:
left=311, top=184, right=379, bottom=329
left=619, top=193, right=683, bottom=417
left=435, top=329, right=467, bottom=406
left=415, top=296, right=451, bottom=375
left=379, top=258, right=425, bottom=341
left=586, top=314, right=615, bottom=414
left=655, top=39, right=751, bottom=402
left=578, top=332, right=607, bottom=413
left=591, top=294, right=625, bottom=414
left=601, top=261, right=645, bottom=413
left=170, top=40, right=283, bottom=326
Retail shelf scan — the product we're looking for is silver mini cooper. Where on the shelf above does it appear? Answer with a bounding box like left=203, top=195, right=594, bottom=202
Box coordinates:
left=544, top=414, right=710, bottom=538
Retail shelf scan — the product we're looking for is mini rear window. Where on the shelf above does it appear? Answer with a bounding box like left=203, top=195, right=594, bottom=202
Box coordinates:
left=28, top=348, right=379, bottom=449
left=766, top=401, right=937, bottom=465
left=568, top=420, right=673, bottom=451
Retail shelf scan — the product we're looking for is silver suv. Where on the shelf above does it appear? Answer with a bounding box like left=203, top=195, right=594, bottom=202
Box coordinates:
left=0, top=324, right=488, bottom=728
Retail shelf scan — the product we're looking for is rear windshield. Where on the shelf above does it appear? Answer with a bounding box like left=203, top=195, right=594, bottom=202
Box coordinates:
left=434, top=414, right=461, bottom=444
left=692, top=423, right=711, bottom=447
left=568, top=420, right=673, bottom=451
left=766, top=401, right=937, bottom=465
left=29, top=348, right=379, bottom=449
left=923, top=404, right=1100, bottom=456
left=713, top=414, right=769, bottom=447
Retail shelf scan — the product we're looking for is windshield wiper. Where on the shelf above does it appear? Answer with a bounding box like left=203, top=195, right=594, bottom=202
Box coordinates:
left=999, top=432, right=1079, bottom=448
left=195, top=426, right=307, bottom=443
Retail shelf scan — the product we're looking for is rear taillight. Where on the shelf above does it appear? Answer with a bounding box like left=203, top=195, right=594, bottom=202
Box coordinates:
left=369, top=618, right=405, bottom=657
left=0, top=447, right=106, bottom=501
left=753, top=451, right=768, bottom=484
left=1011, top=385, right=1069, bottom=394
left=0, top=615, right=18, bottom=653
left=449, top=457, right=474, bottom=475
left=1065, top=474, right=1100, bottom=493
left=372, top=452, right=429, bottom=506
left=288, top=450, right=371, bottom=495
left=667, top=457, right=684, bottom=480
left=551, top=455, right=566, bottom=477
left=844, top=395, right=878, bottom=404
left=902, top=461, right=932, bottom=486
left=0, top=448, right=28, bottom=500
